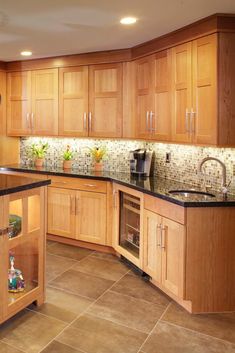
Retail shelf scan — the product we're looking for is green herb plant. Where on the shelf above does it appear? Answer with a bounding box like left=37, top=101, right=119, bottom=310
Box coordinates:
left=63, top=145, right=73, bottom=161
left=31, top=142, right=49, bottom=159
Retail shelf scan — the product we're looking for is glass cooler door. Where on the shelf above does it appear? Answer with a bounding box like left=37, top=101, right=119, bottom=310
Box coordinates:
left=119, top=192, right=140, bottom=259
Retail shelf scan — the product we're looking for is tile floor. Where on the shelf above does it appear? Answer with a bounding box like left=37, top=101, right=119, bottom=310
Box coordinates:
left=0, top=241, right=235, bottom=353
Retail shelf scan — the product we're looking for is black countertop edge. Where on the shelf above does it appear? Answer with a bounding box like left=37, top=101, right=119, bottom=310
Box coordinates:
left=1, top=166, right=235, bottom=207
left=0, top=179, right=51, bottom=197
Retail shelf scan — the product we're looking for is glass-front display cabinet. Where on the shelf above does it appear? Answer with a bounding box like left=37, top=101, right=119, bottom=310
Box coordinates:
left=0, top=185, right=46, bottom=324
left=113, top=183, right=143, bottom=268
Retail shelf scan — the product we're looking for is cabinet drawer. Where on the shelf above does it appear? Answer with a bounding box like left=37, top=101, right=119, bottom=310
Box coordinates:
left=144, top=194, right=185, bottom=224
left=49, top=176, right=107, bottom=193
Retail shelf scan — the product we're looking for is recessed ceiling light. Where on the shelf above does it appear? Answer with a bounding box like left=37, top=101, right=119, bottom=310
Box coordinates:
left=20, top=51, right=32, bottom=57
left=120, top=17, right=137, bottom=25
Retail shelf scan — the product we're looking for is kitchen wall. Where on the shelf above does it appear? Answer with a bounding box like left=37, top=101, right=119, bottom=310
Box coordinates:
left=20, top=137, right=235, bottom=193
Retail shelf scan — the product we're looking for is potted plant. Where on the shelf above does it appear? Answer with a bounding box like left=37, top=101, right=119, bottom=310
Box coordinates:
left=89, top=146, right=107, bottom=171
left=31, top=142, right=49, bottom=167
left=62, top=145, right=73, bottom=169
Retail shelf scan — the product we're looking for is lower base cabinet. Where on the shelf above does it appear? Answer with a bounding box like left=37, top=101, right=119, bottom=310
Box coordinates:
left=48, top=187, right=107, bottom=245
left=144, top=209, right=185, bottom=298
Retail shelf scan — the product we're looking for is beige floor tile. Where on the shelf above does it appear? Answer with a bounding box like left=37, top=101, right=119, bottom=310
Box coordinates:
left=142, top=321, right=235, bottom=353
left=0, top=342, right=24, bottom=353
left=47, top=242, right=93, bottom=261
left=162, top=302, right=235, bottom=344
left=57, top=314, right=147, bottom=353
left=41, top=340, right=83, bottom=353
left=49, top=269, right=114, bottom=299
left=0, top=310, right=66, bottom=353
left=46, top=253, right=76, bottom=282
left=88, top=290, right=166, bottom=333
left=72, top=256, right=129, bottom=281
left=28, top=286, right=93, bottom=323
left=91, top=252, right=120, bottom=262
left=111, top=273, right=170, bottom=306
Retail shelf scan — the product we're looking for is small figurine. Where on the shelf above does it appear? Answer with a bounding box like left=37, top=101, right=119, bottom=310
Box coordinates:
left=8, top=255, right=25, bottom=293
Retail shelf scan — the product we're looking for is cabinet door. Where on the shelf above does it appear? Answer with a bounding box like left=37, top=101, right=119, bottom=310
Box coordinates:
left=152, top=50, right=171, bottom=141
left=192, top=34, right=217, bottom=145
left=7, top=71, right=32, bottom=136
left=59, top=67, right=89, bottom=137
left=171, top=42, right=192, bottom=143
left=89, top=63, right=122, bottom=138
left=31, top=69, right=58, bottom=136
left=134, top=57, right=152, bottom=139
left=161, top=217, right=185, bottom=298
left=47, top=187, right=76, bottom=238
left=76, top=191, right=106, bottom=245
left=143, top=210, right=162, bottom=283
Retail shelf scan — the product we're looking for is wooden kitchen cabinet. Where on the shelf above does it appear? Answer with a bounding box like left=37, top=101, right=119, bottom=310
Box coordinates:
left=47, top=187, right=76, bottom=239
left=76, top=191, right=106, bottom=244
left=0, top=185, right=46, bottom=324
left=59, top=63, right=123, bottom=138
left=59, top=66, right=89, bottom=137
left=143, top=209, right=185, bottom=298
left=89, top=63, right=123, bottom=138
left=134, top=51, right=171, bottom=140
left=7, top=71, right=32, bottom=136
left=47, top=178, right=108, bottom=245
left=7, top=69, right=58, bottom=136
left=171, top=34, right=217, bottom=144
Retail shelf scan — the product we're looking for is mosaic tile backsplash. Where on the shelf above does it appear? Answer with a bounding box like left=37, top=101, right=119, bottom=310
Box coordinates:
left=20, top=137, right=235, bottom=194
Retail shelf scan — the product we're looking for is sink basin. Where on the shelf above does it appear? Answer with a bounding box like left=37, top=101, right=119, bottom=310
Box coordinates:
left=168, top=189, right=215, bottom=199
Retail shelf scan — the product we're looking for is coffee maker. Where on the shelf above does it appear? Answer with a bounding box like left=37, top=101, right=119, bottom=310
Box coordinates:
left=129, top=149, right=154, bottom=177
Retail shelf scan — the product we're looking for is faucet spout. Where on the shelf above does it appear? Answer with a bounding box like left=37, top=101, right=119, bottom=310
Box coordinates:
left=198, top=157, right=227, bottom=191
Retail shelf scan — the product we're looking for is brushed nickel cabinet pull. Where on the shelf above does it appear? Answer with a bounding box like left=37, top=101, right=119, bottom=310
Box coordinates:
left=146, top=111, right=150, bottom=132
left=161, top=225, right=167, bottom=250
left=89, top=112, right=92, bottom=131
left=190, top=108, right=196, bottom=134
left=83, top=112, right=87, bottom=131
left=150, top=111, right=155, bottom=132
left=84, top=183, right=96, bottom=188
left=31, top=113, right=34, bottom=130
left=156, top=224, right=162, bottom=247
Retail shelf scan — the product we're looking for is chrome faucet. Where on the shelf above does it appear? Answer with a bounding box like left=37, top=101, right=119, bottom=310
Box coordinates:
left=198, top=157, right=229, bottom=194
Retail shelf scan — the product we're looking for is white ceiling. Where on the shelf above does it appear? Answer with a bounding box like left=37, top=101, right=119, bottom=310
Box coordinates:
left=0, top=0, right=235, bottom=62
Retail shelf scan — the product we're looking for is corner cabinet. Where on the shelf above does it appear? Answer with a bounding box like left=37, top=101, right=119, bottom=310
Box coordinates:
left=7, top=69, right=58, bottom=136
left=47, top=177, right=108, bottom=245
left=0, top=185, right=46, bottom=324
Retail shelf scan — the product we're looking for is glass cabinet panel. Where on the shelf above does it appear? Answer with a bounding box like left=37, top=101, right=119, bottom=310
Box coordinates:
left=119, top=192, right=140, bottom=258
left=8, top=236, right=39, bottom=305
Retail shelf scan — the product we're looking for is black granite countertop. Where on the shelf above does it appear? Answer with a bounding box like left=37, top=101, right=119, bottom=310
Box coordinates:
left=1, top=164, right=235, bottom=207
left=0, top=173, right=50, bottom=196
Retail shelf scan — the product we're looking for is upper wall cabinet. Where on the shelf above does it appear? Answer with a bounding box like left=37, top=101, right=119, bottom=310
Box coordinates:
left=59, top=66, right=89, bottom=137
left=171, top=34, right=217, bottom=145
left=134, top=51, right=171, bottom=141
left=7, top=69, right=58, bottom=136
left=59, top=63, right=123, bottom=138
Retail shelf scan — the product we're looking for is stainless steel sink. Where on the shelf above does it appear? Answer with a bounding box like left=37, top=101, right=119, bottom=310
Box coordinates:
left=168, top=189, right=215, bottom=199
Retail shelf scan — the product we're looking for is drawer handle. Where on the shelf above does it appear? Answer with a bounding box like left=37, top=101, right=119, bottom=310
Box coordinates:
left=84, top=183, right=96, bottom=188
left=53, top=181, right=67, bottom=184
